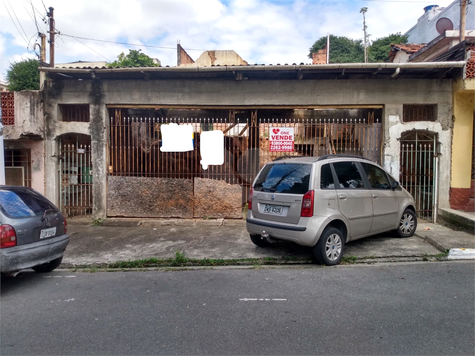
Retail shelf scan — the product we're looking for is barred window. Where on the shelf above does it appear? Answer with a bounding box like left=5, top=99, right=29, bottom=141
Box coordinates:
left=403, top=104, right=437, bottom=122
left=60, top=104, right=90, bottom=122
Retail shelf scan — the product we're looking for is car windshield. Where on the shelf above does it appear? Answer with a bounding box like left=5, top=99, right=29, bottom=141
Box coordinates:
left=254, top=163, right=311, bottom=194
left=0, top=189, right=58, bottom=218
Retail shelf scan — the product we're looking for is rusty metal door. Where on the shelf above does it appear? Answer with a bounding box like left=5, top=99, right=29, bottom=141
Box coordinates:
left=400, top=131, right=438, bottom=222
left=59, top=137, right=93, bottom=217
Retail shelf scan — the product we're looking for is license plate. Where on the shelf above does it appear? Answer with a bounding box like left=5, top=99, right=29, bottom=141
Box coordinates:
left=40, top=227, right=56, bottom=239
left=263, top=204, right=283, bottom=215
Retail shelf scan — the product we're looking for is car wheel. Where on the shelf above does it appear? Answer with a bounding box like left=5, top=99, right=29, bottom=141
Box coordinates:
left=250, top=234, right=271, bottom=247
left=313, top=227, right=344, bottom=266
left=32, top=257, right=63, bottom=273
left=397, top=209, right=417, bottom=238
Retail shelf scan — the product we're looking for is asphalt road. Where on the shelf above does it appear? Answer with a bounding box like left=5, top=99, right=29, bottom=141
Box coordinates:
left=1, top=261, right=474, bottom=355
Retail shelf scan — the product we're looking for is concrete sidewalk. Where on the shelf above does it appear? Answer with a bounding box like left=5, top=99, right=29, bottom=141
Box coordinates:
left=62, top=217, right=475, bottom=267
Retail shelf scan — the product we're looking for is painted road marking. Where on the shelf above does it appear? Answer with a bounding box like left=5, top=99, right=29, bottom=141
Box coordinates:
left=239, top=298, right=287, bottom=302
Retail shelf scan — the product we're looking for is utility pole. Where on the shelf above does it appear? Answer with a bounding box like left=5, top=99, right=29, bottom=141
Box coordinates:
left=39, top=33, right=47, bottom=87
left=360, top=7, right=368, bottom=63
left=460, top=0, right=467, bottom=42
left=48, top=7, right=55, bottom=67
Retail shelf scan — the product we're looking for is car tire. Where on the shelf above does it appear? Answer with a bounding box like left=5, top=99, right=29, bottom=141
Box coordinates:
left=312, top=227, right=344, bottom=266
left=250, top=234, right=271, bottom=247
left=32, top=257, right=63, bottom=273
left=396, top=209, right=417, bottom=238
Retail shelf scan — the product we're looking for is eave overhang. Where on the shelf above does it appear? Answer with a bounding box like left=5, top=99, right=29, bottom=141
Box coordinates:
left=40, top=62, right=466, bottom=81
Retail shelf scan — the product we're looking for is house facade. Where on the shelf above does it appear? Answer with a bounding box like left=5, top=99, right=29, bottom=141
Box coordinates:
left=2, top=61, right=465, bottom=222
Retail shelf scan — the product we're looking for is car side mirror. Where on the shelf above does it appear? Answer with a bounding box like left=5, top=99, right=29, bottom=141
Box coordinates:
left=392, top=181, right=400, bottom=190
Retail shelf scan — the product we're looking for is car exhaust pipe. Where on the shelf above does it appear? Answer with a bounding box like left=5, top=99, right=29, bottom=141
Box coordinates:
left=3, top=271, right=23, bottom=278
left=261, top=231, right=276, bottom=243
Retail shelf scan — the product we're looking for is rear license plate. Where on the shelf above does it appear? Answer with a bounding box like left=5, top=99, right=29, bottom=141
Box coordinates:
left=40, top=227, right=56, bottom=239
left=263, top=204, right=283, bottom=215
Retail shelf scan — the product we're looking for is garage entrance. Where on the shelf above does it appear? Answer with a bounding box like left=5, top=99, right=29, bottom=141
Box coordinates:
left=107, top=108, right=383, bottom=218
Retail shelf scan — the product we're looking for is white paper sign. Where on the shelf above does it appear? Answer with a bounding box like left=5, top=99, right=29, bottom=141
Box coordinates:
left=160, top=123, right=194, bottom=152
left=200, top=130, right=224, bottom=170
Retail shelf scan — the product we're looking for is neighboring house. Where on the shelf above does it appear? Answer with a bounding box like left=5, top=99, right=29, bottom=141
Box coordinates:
left=55, top=61, right=108, bottom=68
left=391, top=17, right=475, bottom=213
left=389, top=44, right=425, bottom=63
left=405, top=1, right=474, bottom=44
left=0, top=81, right=8, bottom=91
left=177, top=44, right=248, bottom=67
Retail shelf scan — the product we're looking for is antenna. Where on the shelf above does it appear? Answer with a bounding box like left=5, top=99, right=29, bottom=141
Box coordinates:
left=436, top=17, right=454, bottom=34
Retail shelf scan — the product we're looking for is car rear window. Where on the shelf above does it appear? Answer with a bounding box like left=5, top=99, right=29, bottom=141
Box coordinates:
left=0, top=189, right=58, bottom=218
left=254, top=163, right=311, bottom=194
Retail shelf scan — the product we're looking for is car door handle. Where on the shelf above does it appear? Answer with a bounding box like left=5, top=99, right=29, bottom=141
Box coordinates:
left=338, top=194, right=347, bottom=200
left=372, top=194, right=379, bottom=198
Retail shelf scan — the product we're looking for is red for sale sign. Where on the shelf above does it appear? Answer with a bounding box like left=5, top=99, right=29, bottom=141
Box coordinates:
left=269, top=127, right=294, bottom=152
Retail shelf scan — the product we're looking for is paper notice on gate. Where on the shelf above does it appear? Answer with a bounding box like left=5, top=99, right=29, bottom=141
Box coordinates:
left=160, top=123, right=194, bottom=152
left=200, top=130, right=224, bottom=170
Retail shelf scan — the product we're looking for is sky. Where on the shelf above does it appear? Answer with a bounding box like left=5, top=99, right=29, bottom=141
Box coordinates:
left=0, top=0, right=456, bottom=82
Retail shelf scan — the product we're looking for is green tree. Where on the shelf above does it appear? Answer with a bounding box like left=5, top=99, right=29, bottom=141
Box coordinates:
left=107, top=49, right=160, bottom=68
left=308, top=35, right=364, bottom=63
left=368, top=33, right=408, bottom=62
left=6, top=58, right=40, bottom=91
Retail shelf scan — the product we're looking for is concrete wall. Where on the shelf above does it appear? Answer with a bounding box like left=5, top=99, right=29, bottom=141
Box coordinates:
left=4, top=91, right=44, bottom=140
left=40, top=77, right=454, bottom=217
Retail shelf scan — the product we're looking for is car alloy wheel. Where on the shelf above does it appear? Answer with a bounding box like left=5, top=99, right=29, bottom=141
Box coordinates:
left=313, top=227, right=345, bottom=266
left=325, top=233, right=342, bottom=262
left=397, top=209, right=417, bottom=238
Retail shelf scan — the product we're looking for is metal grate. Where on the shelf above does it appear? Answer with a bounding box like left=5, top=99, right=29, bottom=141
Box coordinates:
left=403, top=104, right=437, bottom=122
left=60, top=142, right=93, bottom=217
left=60, top=104, right=90, bottom=122
left=1, top=92, right=14, bottom=125
left=109, top=116, right=382, bottom=206
left=400, top=131, right=437, bottom=221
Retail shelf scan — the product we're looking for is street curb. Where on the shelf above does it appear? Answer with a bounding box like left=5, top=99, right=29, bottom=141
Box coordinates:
left=68, top=218, right=247, bottom=228
left=415, top=232, right=447, bottom=252
left=447, top=248, right=475, bottom=260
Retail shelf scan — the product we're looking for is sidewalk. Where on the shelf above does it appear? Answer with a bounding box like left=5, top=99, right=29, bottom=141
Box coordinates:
left=62, top=217, right=475, bottom=267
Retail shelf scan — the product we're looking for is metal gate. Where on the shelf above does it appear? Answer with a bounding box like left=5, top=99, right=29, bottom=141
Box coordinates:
left=400, top=131, right=438, bottom=222
left=59, top=137, right=93, bottom=217
left=109, top=115, right=382, bottom=210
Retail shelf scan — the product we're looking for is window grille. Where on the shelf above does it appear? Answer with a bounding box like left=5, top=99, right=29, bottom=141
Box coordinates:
left=4, top=149, right=31, bottom=186
left=60, top=104, right=90, bottom=122
left=403, top=104, right=437, bottom=122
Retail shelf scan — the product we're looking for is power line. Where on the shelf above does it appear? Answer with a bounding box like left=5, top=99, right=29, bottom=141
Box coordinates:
left=3, top=1, right=29, bottom=47
left=58, top=33, right=205, bottom=52
left=69, top=36, right=112, bottom=62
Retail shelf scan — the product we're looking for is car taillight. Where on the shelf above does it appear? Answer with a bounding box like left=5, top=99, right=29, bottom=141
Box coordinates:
left=0, top=225, right=17, bottom=248
left=301, top=190, right=314, bottom=217
left=64, top=217, right=68, bottom=234
left=248, top=188, right=254, bottom=210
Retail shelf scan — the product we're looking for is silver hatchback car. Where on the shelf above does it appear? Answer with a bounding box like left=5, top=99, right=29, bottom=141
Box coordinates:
left=246, top=155, right=417, bottom=265
left=0, top=186, right=70, bottom=275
